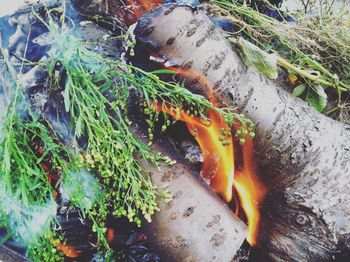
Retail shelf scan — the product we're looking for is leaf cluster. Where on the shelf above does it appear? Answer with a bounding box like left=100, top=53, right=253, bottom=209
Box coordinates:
left=0, top=5, right=255, bottom=260
left=210, top=0, right=350, bottom=113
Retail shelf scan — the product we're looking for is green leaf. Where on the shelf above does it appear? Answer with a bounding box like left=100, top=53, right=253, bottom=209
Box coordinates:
left=149, top=69, right=176, bottom=75
left=236, top=37, right=278, bottom=80
left=60, top=37, right=75, bottom=62
left=303, top=55, right=329, bottom=75
left=3, top=143, right=10, bottom=173
left=75, top=114, right=84, bottom=138
left=63, top=78, right=71, bottom=112
left=306, top=85, right=327, bottom=112
left=47, top=58, right=57, bottom=75
left=293, top=84, right=306, bottom=97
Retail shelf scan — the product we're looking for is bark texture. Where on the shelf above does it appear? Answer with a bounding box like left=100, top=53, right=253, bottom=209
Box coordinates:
left=136, top=131, right=248, bottom=262
left=133, top=4, right=350, bottom=261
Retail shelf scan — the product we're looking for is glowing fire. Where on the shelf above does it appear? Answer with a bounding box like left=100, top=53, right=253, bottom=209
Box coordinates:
left=110, top=0, right=162, bottom=25
left=233, top=138, right=266, bottom=246
left=158, top=100, right=266, bottom=245
left=54, top=242, right=82, bottom=258
left=161, top=105, right=234, bottom=201
left=153, top=64, right=266, bottom=246
left=105, top=0, right=266, bottom=247
left=187, top=110, right=234, bottom=202
left=124, top=0, right=162, bottom=24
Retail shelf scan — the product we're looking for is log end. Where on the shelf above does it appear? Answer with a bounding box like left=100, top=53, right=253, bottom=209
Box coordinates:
left=142, top=141, right=248, bottom=262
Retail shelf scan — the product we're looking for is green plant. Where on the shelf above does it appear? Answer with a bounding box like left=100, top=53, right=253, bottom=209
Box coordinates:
left=210, top=0, right=350, bottom=113
left=0, top=33, right=76, bottom=260
left=0, top=4, right=255, bottom=260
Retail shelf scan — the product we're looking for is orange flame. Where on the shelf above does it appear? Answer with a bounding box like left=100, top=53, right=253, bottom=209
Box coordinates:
left=160, top=104, right=234, bottom=201
left=107, top=228, right=116, bottom=243
left=157, top=67, right=266, bottom=246
left=55, top=242, right=82, bottom=258
left=110, top=0, right=162, bottom=25
left=186, top=110, right=234, bottom=202
left=124, top=0, right=162, bottom=24
left=109, top=0, right=266, bottom=246
left=233, top=138, right=266, bottom=246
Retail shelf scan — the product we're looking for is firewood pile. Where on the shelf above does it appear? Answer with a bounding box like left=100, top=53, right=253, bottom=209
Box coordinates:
left=0, top=1, right=350, bottom=262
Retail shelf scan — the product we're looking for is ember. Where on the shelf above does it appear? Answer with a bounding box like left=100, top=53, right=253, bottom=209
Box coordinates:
left=54, top=242, right=82, bottom=258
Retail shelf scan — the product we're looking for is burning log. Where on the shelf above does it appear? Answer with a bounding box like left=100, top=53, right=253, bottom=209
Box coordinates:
left=136, top=133, right=248, bottom=262
left=133, top=4, right=350, bottom=261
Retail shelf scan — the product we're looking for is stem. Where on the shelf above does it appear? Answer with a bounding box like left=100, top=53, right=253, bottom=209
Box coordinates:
left=277, top=57, right=348, bottom=92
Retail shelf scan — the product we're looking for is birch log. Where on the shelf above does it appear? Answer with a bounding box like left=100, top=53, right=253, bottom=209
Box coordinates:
left=137, top=131, right=248, bottom=262
left=133, top=4, right=350, bottom=261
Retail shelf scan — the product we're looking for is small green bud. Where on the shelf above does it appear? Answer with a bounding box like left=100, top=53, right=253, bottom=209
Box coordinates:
left=239, top=138, right=245, bottom=145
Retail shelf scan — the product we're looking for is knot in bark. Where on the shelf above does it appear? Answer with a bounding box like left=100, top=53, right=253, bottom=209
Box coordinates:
left=294, top=213, right=310, bottom=227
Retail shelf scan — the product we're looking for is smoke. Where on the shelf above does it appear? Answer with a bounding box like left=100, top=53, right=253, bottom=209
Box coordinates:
left=0, top=82, right=6, bottom=124
left=0, top=183, right=57, bottom=244
left=61, top=168, right=103, bottom=211
left=0, top=52, right=11, bottom=122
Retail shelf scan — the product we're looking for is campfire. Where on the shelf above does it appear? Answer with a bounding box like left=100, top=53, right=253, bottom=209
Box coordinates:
left=120, top=0, right=266, bottom=246
left=1, top=0, right=350, bottom=262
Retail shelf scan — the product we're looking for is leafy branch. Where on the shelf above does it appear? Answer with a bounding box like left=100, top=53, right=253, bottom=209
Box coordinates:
left=0, top=5, right=256, bottom=261
left=210, top=0, right=350, bottom=112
